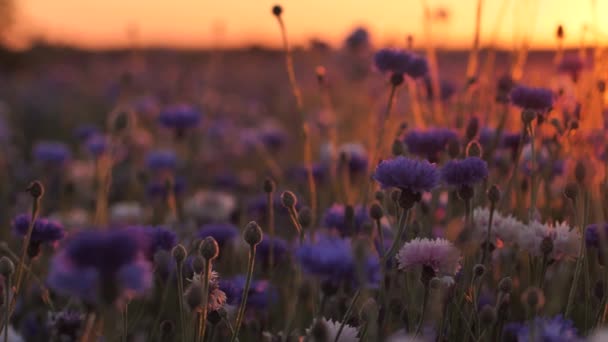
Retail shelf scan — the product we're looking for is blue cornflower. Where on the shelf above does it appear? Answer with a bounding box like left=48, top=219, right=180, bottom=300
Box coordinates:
left=372, top=156, right=440, bottom=194
left=496, top=75, right=515, bottom=103
left=373, top=49, right=410, bottom=75
left=403, top=128, right=459, bottom=161
left=47, top=229, right=152, bottom=305
left=557, top=55, right=584, bottom=80
left=74, top=124, right=100, bottom=141
left=256, top=237, right=289, bottom=266
left=33, top=141, right=71, bottom=165
left=344, top=27, right=370, bottom=50
left=158, top=104, right=201, bottom=130
left=127, top=226, right=177, bottom=260
left=425, top=78, right=456, bottom=101
left=504, top=315, right=579, bottom=342
left=406, top=55, right=429, bottom=78
left=441, top=157, right=488, bottom=187
left=12, top=214, right=65, bottom=245
left=145, top=177, right=186, bottom=200
left=48, top=311, right=83, bottom=341
left=285, top=163, right=328, bottom=187
left=258, top=125, right=288, bottom=151
left=322, top=204, right=370, bottom=236
left=295, top=232, right=380, bottom=287
left=85, top=134, right=108, bottom=157
left=220, top=276, right=278, bottom=312
left=198, top=223, right=239, bottom=248
left=338, top=143, right=369, bottom=175
left=145, top=149, right=178, bottom=172
left=510, top=85, right=554, bottom=111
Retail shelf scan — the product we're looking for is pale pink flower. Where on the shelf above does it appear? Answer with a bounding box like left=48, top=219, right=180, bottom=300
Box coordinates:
left=396, top=238, right=461, bottom=276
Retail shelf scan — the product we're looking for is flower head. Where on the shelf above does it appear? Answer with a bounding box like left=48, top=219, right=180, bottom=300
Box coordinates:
left=322, top=204, right=370, bottom=236
left=198, top=223, right=239, bottom=249
left=441, top=157, right=488, bottom=187
left=372, top=157, right=440, bottom=193
left=145, top=149, right=178, bottom=172
left=374, top=49, right=428, bottom=78
left=396, top=238, right=461, bottom=276
left=33, top=141, right=71, bottom=166
left=558, top=55, right=584, bottom=80
left=84, top=134, right=109, bottom=157
left=47, top=229, right=152, bottom=305
left=255, top=237, right=289, bottom=266
left=345, top=27, right=370, bottom=50
left=220, top=276, right=278, bottom=312
left=338, top=143, right=369, bottom=175
left=504, top=315, right=579, bottom=342
left=510, top=85, right=554, bottom=111
left=586, top=223, right=608, bottom=248
left=158, top=104, right=201, bottom=130
left=12, top=214, right=65, bottom=245
left=471, top=208, right=523, bottom=247
left=306, top=317, right=359, bottom=342
left=127, top=226, right=177, bottom=261
left=404, top=128, right=459, bottom=161
left=184, top=271, right=227, bottom=312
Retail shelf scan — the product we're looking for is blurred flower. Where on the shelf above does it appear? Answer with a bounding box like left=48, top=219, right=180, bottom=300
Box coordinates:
left=403, top=128, right=459, bottom=161
left=47, top=229, right=152, bottom=306
left=145, top=177, right=186, bottom=200
left=109, top=201, right=144, bottom=225
left=127, top=226, right=177, bottom=261
left=345, top=26, right=370, bottom=51
left=12, top=214, right=65, bottom=245
left=373, top=49, right=428, bottom=78
left=372, top=156, right=440, bottom=193
left=337, top=143, right=369, bottom=176
left=322, top=204, right=370, bottom=236
left=510, top=86, right=554, bottom=111
left=74, top=124, right=100, bottom=141
left=557, top=55, right=584, bottom=81
left=518, top=221, right=579, bottom=260
left=504, top=315, right=579, bottom=342
left=306, top=317, right=359, bottom=342
left=158, top=104, right=201, bottom=131
left=220, top=276, right=278, bottom=312
left=33, top=141, right=71, bottom=166
left=184, top=190, right=237, bottom=223
left=145, top=149, right=178, bottom=172
left=472, top=207, right=523, bottom=247
left=586, top=223, right=608, bottom=249
left=256, top=237, right=289, bottom=266
left=85, top=134, right=109, bottom=157
left=285, top=163, right=328, bottom=187
left=441, top=157, right=488, bottom=187
left=48, top=311, right=83, bottom=341
left=496, top=75, right=515, bottom=103
left=198, top=223, right=239, bottom=249
left=185, top=271, right=227, bottom=312
left=396, top=238, right=461, bottom=276
left=425, top=77, right=456, bottom=101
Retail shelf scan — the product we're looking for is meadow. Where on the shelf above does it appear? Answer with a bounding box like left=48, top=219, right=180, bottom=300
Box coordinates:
left=0, top=3, right=607, bottom=342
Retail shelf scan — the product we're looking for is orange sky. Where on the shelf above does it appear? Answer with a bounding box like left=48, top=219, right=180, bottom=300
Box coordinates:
left=10, top=0, right=608, bottom=50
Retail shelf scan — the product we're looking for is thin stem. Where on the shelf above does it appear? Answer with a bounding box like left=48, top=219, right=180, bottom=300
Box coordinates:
left=481, top=202, right=496, bottom=265
left=501, top=126, right=526, bottom=211
left=528, top=123, right=537, bottom=222
left=382, top=209, right=411, bottom=263
left=13, top=198, right=40, bottom=299
left=267, top=191, right=275, bottom=273
left=198, top=259, right=212, bottom=342
left=376, top=218, right=386, bottom=256
left=231, top=245, right=257, bottom=342
left=333, top=289, right=361, bottom=342
left=3, top=276, right=10, bottom=342
left=122, top=303, right=129, bottom=342
left=79, top=313, right=96, bottom=342
left=286, top=206, right=303, bottom=243
left=566, top=193, right=586, bottom=318
left=176, top=262, right=186, bottom=342
left=414, top=286, right=430, bottom=338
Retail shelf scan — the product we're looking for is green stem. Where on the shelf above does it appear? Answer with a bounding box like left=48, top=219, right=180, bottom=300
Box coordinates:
left=500, top=127, right=526, bottom=211
left=481, top=202, right=495, bottom=265
left=528, top=123, right=537, bottom=222
left=414, top=286, right=430, bottom=338
left=198, top=259, right=212, bottom=342
left=267, top=191, right=275, bottom=274
left=565, top=194, right=585, bottom=319
left=176, top=262, right=186, bottom=342
left=122, top=302, right=129, bottom=342
left=231, top=245, right=257, bottom=342
left=333, top=289, right=361, bottom=342
left=383, top=209, right=411, bottom=263
left=4, top=276, right=10, bottom=342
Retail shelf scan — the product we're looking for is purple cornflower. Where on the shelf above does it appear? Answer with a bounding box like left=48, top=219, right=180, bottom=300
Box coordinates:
left=586, top=223, right=608, bottom=249
left=85, top=134, right=109, bottom=157
left=373, top=49, right=428, bottom=78
left=198, top=223, right=239, bottom=249
left=47, top=229, right=152, bottom=306
left=396, top=237, right=461, bottom=276
left=496, top=75, right=515, bottom=103
left=504, top=315, right=579, bottom=342
left=158, top=104, right=201, bottom=131
left=48, top=311, right=83, bottom=341
left=344, top=27, right=370, bottom=50
left=256, top=237, right=289, bottom=266
left=74, top=124, right=100, bottom=141
left=322, top=204, right=370, bottom=236
left=145, top=149, right=178, bottom=172
left=285, top=163, right=328, bottom=186
left=33, top=141, right=71, bottom=166
left=558, top=55, right=584, bottom=81
left=258, top=125, right=288, bottom=151
left=510, top=85, right=554, bottom=111
left=425, top=78, right=456, bottom=101
left=338, top=143, right=369, bottom=176
left=185, top=271, right=227, bottom=312
left=403, top=128, right=459, bottom=161
left=145, top=177, right=186, bottom=200
left=295, top=232, right=380, bottom=287
left=127, top=226, right=177, bottom=261
left=372, top=156, right=440, bottom=193
left=220, top=276, right=278, bottom=312
left=12, top=214, right=65, bottom=245
left=441, top=157, right=488, bottom=187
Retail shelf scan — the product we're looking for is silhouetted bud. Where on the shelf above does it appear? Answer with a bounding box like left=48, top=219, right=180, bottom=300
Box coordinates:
left=244, top=221, right=263, bottom=246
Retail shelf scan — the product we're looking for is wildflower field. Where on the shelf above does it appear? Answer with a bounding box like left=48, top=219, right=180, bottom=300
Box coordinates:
left=1, top=2, right=608, bottom=342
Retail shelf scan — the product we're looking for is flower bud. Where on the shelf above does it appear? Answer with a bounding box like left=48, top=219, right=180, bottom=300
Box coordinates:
left=370, top=203, right=384, bottom=220
left=374, top=191, right=385, bottom=202
left=263, top=178, right=275, bottom=194
left=26, top=181, right=45, bottom=199
left=171, top=244, right=187, bottom=264
left=521, top=109, right=536, bottom=125
left=473, top=264, right=486, bottom=278
left=499, top=277, right=513, bottom=293
left=298, top=207, right=313, bottom=228
left=359, top=298, right=379, bottom=323
left=200, top=237, right=219, bottom=261
left=0, top=257, right=14, bottom=277
left=390, top=73, right=404, bottom=86
left=429, top=277, right=442, bottom=290
left=185, top=283, right=203, bottom=311
left=487, top=185, right=501, bottom=203
left=466, top=141, right=482, bottom=158
left=466, top=117, right=479, bottom=141
left=522, top=287, right=545, bottom=311
left=272, top=5, right=282, bottom=16
left=280, top=191, right=297, bottom=209
left=243, top=221, right=263, bottom=246
left=309, top=319, right=329, bottom=341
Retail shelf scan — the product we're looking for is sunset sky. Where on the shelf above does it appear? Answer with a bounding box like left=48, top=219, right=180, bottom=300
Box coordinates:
left=11, top=0, right=608, bottom=50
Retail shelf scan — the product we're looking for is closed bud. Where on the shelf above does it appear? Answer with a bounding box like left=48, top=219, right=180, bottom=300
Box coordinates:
left=458, top=185, right=474, bottom=201
left=466, top=141, right=482, bottom=158
left=487, top=185, right=501, bottom=203
left=564, top=183, right=578, bottom=201
left=160, top=320, right=175, bottom=339
left=272, top=4, right=282, bottom=16
left=392, top=140, right=405, bottom=156
left=243, top=221, right=263, bottom=246
left=570, top=121, right=579, bottom=130
left=557, top=25, right=564, bottom=39
left=521, top=109, right=536, bottom=125
left=280, top=191, right=297, bottom=208
left=479, top=305, right=497, bottom=327
left=171, top=244, right=187, bottom=264
left=0, top=257, right=14, bottom=277
left=522, top=287, right=545, bottom=311
left=191, top=256, right=205, bottom=274
left=473, top=264, right=486, bottom=278
left=298, top=207, right=313, bottom=228
left=200, top=237, right=219, bottom=261
left=499, top=277, right=513, bottom=293
left=370, top=203, right=384, bottom=220
left=429, top=277, right=442, bottom=290
left=390, top=73, right=404, bottom=86
left=263, top=178, right=275, bottom=193
left=26, top=181, right=44, bottom=199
